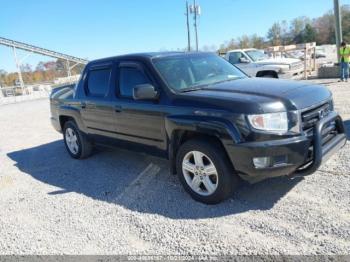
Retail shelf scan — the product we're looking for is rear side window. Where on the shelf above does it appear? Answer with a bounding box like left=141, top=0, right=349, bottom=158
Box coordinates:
left=119, top=67, right=150, bottom=98
left=86, top=68, right=111, bottom=97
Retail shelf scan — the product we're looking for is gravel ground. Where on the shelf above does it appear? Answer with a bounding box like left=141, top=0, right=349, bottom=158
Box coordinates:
left=0, top=79, right=349, bottom=255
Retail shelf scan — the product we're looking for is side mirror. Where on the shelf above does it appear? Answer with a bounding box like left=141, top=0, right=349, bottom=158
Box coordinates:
left=133, top=84, right=158, bottom=100
left=239, top=57, right=250, bottom=63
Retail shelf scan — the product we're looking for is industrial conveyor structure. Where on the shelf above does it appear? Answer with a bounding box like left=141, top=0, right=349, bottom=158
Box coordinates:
left=0, top=36, right=88, bottom=89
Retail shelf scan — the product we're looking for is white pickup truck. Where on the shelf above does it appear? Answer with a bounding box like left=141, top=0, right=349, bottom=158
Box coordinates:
left=225, top=48, right=304, bottom=79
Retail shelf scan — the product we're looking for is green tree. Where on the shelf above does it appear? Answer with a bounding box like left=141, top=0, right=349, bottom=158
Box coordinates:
left=35, top=62, right=45, bottom=71
left=280, top=20, right=291, bottom=45
left=341, top=5, right=350, bottom=43
left=290, top=16, right=310, bottom=40
left=267, top=22, right=282, bottom=46
left=0, top=69, right=7, bottom=87
left=250, top=34, right=266, bottom=49
left=301, top=24, right=317, bottom=43
left=237, top=35, right=250, bottom=48
left=313, top=11, right=335, bottom=44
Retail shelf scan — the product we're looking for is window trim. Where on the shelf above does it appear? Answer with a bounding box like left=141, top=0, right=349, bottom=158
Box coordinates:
left=84, top=65, right=112, bottom=98
left=116, top=62, right=154, bottom=100
left=229, top=51, right=250, bottom=64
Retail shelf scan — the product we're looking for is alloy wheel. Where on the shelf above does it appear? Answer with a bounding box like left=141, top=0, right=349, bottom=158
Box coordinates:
left=65, top=127, right=79, bottom=155
left=182, top=151, right=219, bottom=196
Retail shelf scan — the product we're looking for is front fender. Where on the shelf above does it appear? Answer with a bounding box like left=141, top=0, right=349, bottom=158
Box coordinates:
left=165, top=115, right=241, bottom=144
left=165, top=115, right=243, bottom=175
left=256, top=64, right=281, bottom=72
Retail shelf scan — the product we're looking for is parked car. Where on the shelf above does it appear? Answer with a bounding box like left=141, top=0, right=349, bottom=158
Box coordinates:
left=225, top=48, right=304, bottom=79
left=50, top=52, right=346, bottom=204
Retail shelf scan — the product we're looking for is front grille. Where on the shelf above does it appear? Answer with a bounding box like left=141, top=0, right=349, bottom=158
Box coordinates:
left=290, top=62, right=303, bottom=70
left=301, top=102, right=332, bottom=131
left=301, top=101, right=338, bottom=162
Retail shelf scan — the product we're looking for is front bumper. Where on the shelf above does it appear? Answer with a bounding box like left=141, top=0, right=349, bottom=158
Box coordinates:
left=293, top=111, right=346, bottom=176
left=225, top=111, right=346, bottom=183
left=278, top=68, right=304, bottom=79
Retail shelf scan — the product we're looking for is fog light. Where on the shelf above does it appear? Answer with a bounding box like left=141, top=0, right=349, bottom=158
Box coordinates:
left=273, top=155, right=288, bottom=166
left=253, top=157, right=271, bottom=169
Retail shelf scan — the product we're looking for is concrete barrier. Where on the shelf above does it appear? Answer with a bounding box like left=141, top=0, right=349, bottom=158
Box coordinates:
left=0, top=87, right=51, bottom=105
left=318, top=65, right=340, bottom=78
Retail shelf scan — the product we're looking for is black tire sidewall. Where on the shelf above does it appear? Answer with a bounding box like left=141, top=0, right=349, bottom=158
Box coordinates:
left=176, top=139, right=236, bottom=204
left=262, top=74, right=275, bottom=78
left=63, top=121, right=83, bottom=159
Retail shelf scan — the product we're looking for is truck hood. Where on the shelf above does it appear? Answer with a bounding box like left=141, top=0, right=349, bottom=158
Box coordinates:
left=255, top=57, right=301, bottom=65
left=180, top=78, right=331, bottom=114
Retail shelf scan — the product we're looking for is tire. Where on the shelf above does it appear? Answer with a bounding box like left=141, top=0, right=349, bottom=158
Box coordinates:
left=63, top=120, right=93, bottom=159
left=176, top=139, right=239, bottom=204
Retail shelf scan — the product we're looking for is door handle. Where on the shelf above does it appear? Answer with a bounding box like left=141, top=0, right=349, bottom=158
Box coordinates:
left=81, top=102, right=86, bottom=109
left=114, top=105, right=123, bottom=113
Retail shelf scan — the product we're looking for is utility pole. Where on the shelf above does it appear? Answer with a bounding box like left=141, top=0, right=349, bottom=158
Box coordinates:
left=193, top=0, right=199, bottom=51
left=334, top=0, right=343, bottom=62
left=66, top=60, right=71, bottom=78
left=190, top=0, right=201, bottom=51
left=185, top=1, right=191, bottom=51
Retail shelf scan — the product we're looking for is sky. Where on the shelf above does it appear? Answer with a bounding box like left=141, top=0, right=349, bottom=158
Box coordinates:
left=1, top=0, right=350, bottom=72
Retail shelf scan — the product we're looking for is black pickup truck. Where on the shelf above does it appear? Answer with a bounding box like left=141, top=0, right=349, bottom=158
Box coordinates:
left=50, top=52, right=346, bottom=204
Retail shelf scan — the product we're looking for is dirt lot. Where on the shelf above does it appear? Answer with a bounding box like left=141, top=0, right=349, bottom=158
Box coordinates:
left=0, top=79, right=349, bottom=255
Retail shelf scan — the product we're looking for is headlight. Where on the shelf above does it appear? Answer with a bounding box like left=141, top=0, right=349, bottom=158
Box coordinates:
left=247, top=112, right=288, bottom=132
left=278, top=65, right=290, bottom=74
left=278, top=68, right=286, bottom=74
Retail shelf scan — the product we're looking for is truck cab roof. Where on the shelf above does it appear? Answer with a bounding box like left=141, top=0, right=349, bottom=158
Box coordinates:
left=226, top=48, right=258, bottom=53
left=87, top=51, right=216, bottom=65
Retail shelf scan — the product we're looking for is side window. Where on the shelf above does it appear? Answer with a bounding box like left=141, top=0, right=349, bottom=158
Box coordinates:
left=119, top=67, right=150, bottom=98
left=87, top=68, right=111, bottom=97
left=228, top=52, right=242, bottom=64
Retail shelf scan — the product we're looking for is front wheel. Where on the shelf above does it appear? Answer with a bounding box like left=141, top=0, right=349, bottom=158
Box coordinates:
left=176, top=139, right=239, bottom=204
left=261, top=73, right=277, bottom=78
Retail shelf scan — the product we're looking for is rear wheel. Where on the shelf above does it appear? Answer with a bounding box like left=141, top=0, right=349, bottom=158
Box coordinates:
left=176, top=139, right=239, bottom=204
left=63, top=120, right=92, bottom=159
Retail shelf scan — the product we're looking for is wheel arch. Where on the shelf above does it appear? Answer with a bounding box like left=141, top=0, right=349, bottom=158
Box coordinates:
left=58, top=105, right=88, bottom=134
left=165, top=116, right=241, bottom=174
left=59, top=115, right=75, bottom=130
left=256, top=70, right=278, bottom=78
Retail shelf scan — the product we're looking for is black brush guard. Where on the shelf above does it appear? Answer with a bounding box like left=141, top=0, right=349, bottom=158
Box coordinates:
left=293, top=111, right=347, bottom=177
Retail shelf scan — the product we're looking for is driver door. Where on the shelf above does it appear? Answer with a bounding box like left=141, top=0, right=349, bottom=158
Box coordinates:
left=112, top=61, right=165, bottom=149
left=228, top=51, right=255, bottom=76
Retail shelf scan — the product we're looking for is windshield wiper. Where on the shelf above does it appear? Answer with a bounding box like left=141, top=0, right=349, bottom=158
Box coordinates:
left=213, top=77, right=244, bottom=85
left=179, top=86, right=206, bottom=93
left=179, top=77, right=244, bottom=93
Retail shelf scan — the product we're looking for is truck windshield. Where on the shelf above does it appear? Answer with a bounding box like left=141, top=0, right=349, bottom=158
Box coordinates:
left=152, top=54, right=246, bottom=91
left=245, top=50, right=267, bottom=62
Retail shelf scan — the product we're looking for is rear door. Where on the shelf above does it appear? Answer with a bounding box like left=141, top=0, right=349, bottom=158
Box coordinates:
left=112, top=61, right=165, bottom=149
left=80, top=64, right=116, bottom=137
